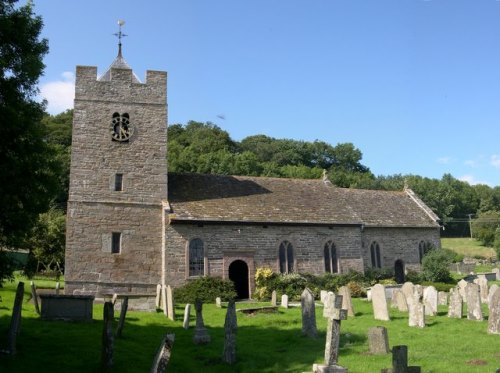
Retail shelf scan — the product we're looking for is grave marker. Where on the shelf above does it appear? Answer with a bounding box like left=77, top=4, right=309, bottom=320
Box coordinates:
left=150, top=333, right=175, bottom=373
left=408, top=289, right=425, bottom=328
left=271, top=290, right=277, bottom=307
left=193, top=300, right=211, bottom=344
left=381, top=345, right=421, bottom=373
left=216, top=297, right=222, bottom=308
left=423, top=286, right=437, bottom=316
left=487, top=286, right=500, bottom=334
left=222, top=300, right=237, bottom=364
left=155, top=284, right=162, bottom=308
left=465, top=283, right=483, bottom=321
left=115, top=297, right=128, bottom=338
left=101, top=302, right=114, bottom=369
left=166, top=285, right=175, bottom=321
left=338, top=286, right=355, bottom=317
left=437, top=291, right=448, bottom=306
left=372, top=284, right=390, bottom=321
left=447, top=288, right=463, bottom=319
left=281, top=294, right=289, bottom=309
left=368, top=326, right=390, bottom=354
left=183, top=304, right=191, bottom=329
left=301, top=288, right=317, bottom=338
left=5, top=282, right=24, bottom=355
left=30, top=281, right=40, bottom=315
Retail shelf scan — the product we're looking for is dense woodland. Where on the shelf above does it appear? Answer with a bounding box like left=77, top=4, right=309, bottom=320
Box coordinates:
left=0, top=0, right=498, bottom=283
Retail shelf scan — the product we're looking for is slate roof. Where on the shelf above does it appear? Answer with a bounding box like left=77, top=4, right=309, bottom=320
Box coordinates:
left=167, top=173, right=441, bottom=228
left=98, top=49, right=141, bottom=83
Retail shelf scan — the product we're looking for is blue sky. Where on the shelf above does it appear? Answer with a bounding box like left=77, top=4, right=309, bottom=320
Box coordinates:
left=33, top=0, right=500, bottom=186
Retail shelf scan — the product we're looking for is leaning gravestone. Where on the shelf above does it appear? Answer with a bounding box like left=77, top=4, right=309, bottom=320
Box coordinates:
left=381, top=345, right=421, bottom=373
left=368, top=326, right=390, bottom=354
left=465, top=282, right=483, bottom=321
left=487, top=286, right=500, bottom=334
left=183, top=304, right=191, bottom=329
left=447, top=288, right=463, bottom=319
left=301, top=288, right=317, bottom=338
left=222, top=300, right=237, bottom=364
left=372, top=284, right=390, bottom=321
left=423, top=286, right=438, bottom=316
left=150, top=333, right=175, bottom=373
left=281, top=294, right=289, bottom=309
left=338, top=286, right=355, bottom=317
left=193, top=300, right=211, bottom=344
left=30, top=281, right=40, bottom=315
left=5, top=282, right=24, bottom=355
left=161, top=285, right=168, bottom=317
left=115, top=297, right=129, bottom=338
left=101, top=302, right=114, bottom=369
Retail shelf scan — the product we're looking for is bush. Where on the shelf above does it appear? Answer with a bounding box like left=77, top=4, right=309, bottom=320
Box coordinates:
left=254, top=267, right=278, bottom=300
left=405, top=270, right=423, bottom=284
left=174, top=276, right=236, bottom=303
left=421, top=281, right=455, bottom=292
left=421, top=249, right=453, bottom=283
left=347, top=281, right=366, bottom=297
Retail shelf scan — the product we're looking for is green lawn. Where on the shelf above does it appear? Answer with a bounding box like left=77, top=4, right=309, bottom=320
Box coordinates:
left=1, top=278, right=499, bottom=372
left=441, top=237, right=496, bottom=260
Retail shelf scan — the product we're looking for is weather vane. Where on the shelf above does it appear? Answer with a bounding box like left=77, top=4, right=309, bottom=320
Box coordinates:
left=113, top=20, right=127, bottom=57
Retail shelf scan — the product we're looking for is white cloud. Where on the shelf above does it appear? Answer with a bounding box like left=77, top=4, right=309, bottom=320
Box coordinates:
left=491, top=155, right=500, bottom=168
left=437, top=156, right=452, bottom=164
left=40, top=72, right=75, bottom=114
left=459, top=174, right=491, bottom=186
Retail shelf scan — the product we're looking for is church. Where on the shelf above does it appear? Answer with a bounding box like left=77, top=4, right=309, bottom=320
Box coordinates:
left=64, top=43, right=441, bottom=305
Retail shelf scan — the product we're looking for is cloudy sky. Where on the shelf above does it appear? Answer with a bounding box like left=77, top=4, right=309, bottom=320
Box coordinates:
left=34, top=0, right=500, bottom=186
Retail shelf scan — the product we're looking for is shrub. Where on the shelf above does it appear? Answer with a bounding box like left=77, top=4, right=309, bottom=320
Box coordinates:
left=347, top=281, right=366, bottom=297
left=254, top=267, right=278, bottom=300
left=405, top=270, right=423, bottom=284
left=174, top=276, right=236, bottom=303
left=275, top=273, right=308, bottom=301
left=363, top=267, right=394, bottom=285
left=421, top=281, right=455, bottom=292
left=421, top=249, right=453, bottom=283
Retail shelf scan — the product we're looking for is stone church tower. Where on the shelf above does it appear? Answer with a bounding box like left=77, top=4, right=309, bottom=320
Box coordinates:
left=65, top=41, right=168, bottom=304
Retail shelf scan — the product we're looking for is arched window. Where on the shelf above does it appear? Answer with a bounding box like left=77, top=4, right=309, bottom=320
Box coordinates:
left=279, top=240, right=294, bottom=274
left=370, top=241, right=381, bottom=268
left=324, top=240, right=338, bottom=273
left=189, top=238, right=204, bottom=277
left=418, top=241, right=432, bottom=263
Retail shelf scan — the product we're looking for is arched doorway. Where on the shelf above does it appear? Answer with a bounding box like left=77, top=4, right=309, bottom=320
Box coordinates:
left=394, top=259, right=405, bottom=284
left=229, top=260, right=249, bottom=299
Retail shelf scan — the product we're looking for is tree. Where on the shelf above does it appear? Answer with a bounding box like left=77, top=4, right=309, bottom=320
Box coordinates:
left=0, top=1, right=58, bottom=255
left=421, top=248, right=452, bottom=283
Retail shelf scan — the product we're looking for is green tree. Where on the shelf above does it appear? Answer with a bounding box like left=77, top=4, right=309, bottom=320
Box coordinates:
left=0, top=1, right=57, bottom=254
left=471, top=211, right=500, bottom=247
left=421, top=248, right=452, bottom=283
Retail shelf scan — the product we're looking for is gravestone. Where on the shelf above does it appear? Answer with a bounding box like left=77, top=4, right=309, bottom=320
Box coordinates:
left=393, top=290, right=408, bottom=312
left=381, top=345, right=421, bottom=373
left=216, top=297, right=222, bottom=308
left=493, top=268, right=500, bottom=281
left=193, top=300, right=211, bottom=344
left=155, top=284, right=162, bottom=308
left=271, top=291, right=277, bottom=306
left=150, top=333, right=175, bottom=373
left=447, top=288, right=463, bottom=319
left=408, top=289, right=425, bottom=328
left=183, top=304, right=191, bottom=329
left=101, top=302, right=114, bottom=369
left=40, top=294, right=94, bottom=321
left=475, top=275, right=489, bottom=304
left=487, top=286, right=500, bottom=334
left=166, top=285, right=175, bottom=321
left=320, top=290, right=328, bottom=304
left=423, top=286, right=437, bottom=316
left=281, top=294, right=289, bottom=309
left=30, top=281, right=40, bottom=315
left=465, top=282, right=483, bottom=321
left=115, top=297, right=128, bottom=338
left=457, top=279, right=468, bottom=301
left=372, top=284, right=390, bottom=321
left=301, top=288, right=317, bottom=338
left=222, top=300, right=237, bottom=364
left=437, top=291, right=448, bottom=306
left=55, top=281, right=61, bottom=295
left=323, top=292, right=336, bottom=318
left=338, top=286, right=355, bottom=317
left=161, top=285, right=168, bottom=317
left=6, top=282, right=24, bottom=355
left=368, top=326, right=390, bottom=354
left=401, top=282, right=414, bottom=308
left=489, top=284, right=499, bottom=305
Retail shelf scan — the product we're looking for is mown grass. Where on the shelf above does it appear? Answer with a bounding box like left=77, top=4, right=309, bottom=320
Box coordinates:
left=1, top=277, right=499, bottom=372
left=441, top=237, right=496, bottom=260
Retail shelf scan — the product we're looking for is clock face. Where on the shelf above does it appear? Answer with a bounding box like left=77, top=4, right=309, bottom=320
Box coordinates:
left=111, top=113, right=133, bottom=142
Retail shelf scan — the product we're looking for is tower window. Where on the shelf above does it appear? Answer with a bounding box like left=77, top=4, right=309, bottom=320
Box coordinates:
left=111, top=232, right=121, bottom=254
left=114, top=173, right=123, bottom=191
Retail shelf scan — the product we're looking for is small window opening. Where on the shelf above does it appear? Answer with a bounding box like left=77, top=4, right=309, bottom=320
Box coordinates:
left=111, top=232, right=121, bottom=254
left=114, top=173, right=123, bottom=191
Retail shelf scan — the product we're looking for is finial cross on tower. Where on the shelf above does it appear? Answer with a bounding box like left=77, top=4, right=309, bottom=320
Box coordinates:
left=113, top=20, right=127, bottom=57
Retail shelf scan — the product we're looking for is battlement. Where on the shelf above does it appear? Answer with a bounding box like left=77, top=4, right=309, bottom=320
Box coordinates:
left=75, top=65, right=167, bottom=104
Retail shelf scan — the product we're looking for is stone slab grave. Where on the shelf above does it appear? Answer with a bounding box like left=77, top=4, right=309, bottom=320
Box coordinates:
left=372, top=284, right=390, bottom=321
left=368, top=326, right=390, bottom=354
left=40, top=294, right=94, bottom=321
left=237, top=306, right=278, bottom=315
left=301, top=288, right=318, bottom=338
left=423, top=286, right=437, bottom=316
left=223, top=300, right=237, bottom=364
left=447, top=287, right=463, bottom=319
left=381, top=345, right=421, bottom=373
left=465, top=282, right=483, bottom=321
left=487, top=286, right=500, bottom=334
left=150, top=333, right=175, bottom=373
left=408, top=287, right=425, bottom=328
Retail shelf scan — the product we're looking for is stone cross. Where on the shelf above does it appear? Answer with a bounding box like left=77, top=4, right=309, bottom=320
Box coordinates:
left=193, top=300, right=211, bottom=344
left=368, top=326, right=390, bottom=354
left=301, top=288, right=317, bottom=338
left=115, top=297, right=128, bottom=338
left=150, top=333, right=175, bottom=373
left=381, top=345, right=421, bottom=373
left=101, top=301, right=114, bottom=369
left=166, top=285, right=175, bottom=321
left=465, top=282, right=483, bottom=321
left=487, top=286, right=500, bottom=334
left=6, top=282, right=24, bottom=355
left=222, top=300, right=237, bottom=364
left=183, top=303, right=191, bottom=329
left=30, top=281, right=40, bottom=315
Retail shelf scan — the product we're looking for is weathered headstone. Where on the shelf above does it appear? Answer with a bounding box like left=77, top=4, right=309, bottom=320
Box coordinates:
left=101, top=302, right=114, bottom=369
left=301, top=288, right=317, bottom=338
left=150, top=333, right=175, bottom=373
left=161, top=284, right=168, bottom=317
left=6, top=282, right=24, bottom=355
left=368, top=326, right=390, bottom=354
left=423, top=286, right=437, bottom=316
left=437, top=291, right=448, bottom=306
left=489, top=284, right=499, bottom=305
left=338, top=286, right=355, bottom=317
left=320, top=290, right=328, bottom=304
left=393, top=290, right=408, bottom=312
left=115, top=297, right=128, bottom=338
left=476, top=275, right=489, bottom=304
left=487, top=286, right=500, bottom=334
left=30, top=281, right=40, bottom=315
left=372, top=284, right=390, bottom=321
left=55, top=281, right=61, bottom=295
left=166, top=285, right=175, bottom=321
left=281, top=294, right=289, bottom=309
left=457, top=279, right=468, bottom=301
left=216, top=297, right=222, bottom=308
left=155, top=284, right=162, bottom=309
left=222, top=300, right=237, bottom=364
left=193, top=300, right=211, bottom=344
left=493, top=268, right=500, bottom=281
left=323, top=292, right=336, bottom=318
left=381, top=345, right=421, bottom=373
left=447, top=288, right=463, bottom=319
left=401, top=282, right=415, bottom=308
left=408, top=289, right=425, bottom=328
left=271, top=290, right=277, bottom=306
left=465, top=282, right=483, bottom=321
left=183, top=304, right=191, bottom=329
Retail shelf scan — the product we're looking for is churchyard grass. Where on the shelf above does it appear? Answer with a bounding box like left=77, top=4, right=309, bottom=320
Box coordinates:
left=441, top=237, right=496, bottom=261
left=0, top=278, right=498, bottom=372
